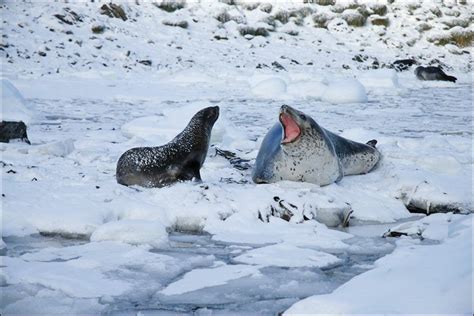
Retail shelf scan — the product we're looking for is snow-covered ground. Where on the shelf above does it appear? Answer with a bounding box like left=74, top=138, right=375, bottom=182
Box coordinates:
left=1, top=0, right=473, bottom=315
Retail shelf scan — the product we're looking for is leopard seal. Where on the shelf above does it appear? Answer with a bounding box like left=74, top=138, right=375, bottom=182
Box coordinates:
left=116, top=106, right=219, bottom=188
left=414, top=66, right=457, bottom=82
left=252, top=105, right=380, bottom=186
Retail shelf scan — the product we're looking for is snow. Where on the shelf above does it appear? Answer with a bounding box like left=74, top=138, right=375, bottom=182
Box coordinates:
left=321, top=78, right=368, bottom=104
left=160, top=263, right=261, bottom=296
left=358, top=69, right=401, bottom=90
left=0, top=79, right=34, bottom=124
left=90, top=219, right=169, bottom=248
left=233, top=243, right=341, bottom=268
left=1, top=0, right=472, bottom=314
left=252, top=77, right=288, bottom=98
left=285, top=214, right=473, bottom=315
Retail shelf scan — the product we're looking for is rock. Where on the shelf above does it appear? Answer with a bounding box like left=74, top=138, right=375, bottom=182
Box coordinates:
left=392, top=58, right=417, bottom=71
left=100, top=3, right=127, bottom=21
left=53, top=8, right=83, bottom=25
left=138, top=59, right=152, bottom=66
left=91, top=24, right=106, bottom=34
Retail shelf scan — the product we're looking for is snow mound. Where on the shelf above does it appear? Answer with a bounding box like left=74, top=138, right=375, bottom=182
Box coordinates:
left=358, top=69, right=401, bottom=89
left=252, top=77, right=287, bottom=98
left=31, top=139, right=75, bottom=157
left=287, top=80, right=328, bottom=100
left=90, top=219, right=168, bottom=248
left=321, top=78, right=368, bottom=104
left=0, top=79, right=34, bottom=124
left=285, top=214, right=472, bottom=315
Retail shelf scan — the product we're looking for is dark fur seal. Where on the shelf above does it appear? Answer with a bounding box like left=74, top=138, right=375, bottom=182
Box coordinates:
left=414, top=66, right=457, bottom=82
left=0, top=121, right=30, bottom=144
left=116, top=106, right=219, bottom=188
left=252, top=105, right=380, bottom=186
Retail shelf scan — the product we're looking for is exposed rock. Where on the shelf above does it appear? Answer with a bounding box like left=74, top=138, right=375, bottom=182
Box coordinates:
left=162, top=20, right=188, bottom=29
left=138, top=59, right=152, bottom=66
left=100, top=3, right=127, bottom=21
left=53, top=8, right=83, bottom=25
left=91, top=25, right=106, bottom=34
left=392, top=58, right=417, bottom=71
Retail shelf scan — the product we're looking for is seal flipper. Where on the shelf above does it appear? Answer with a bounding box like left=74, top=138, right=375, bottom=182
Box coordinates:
left=366, top=139, right=377, bottom=148
left=179, top=160, right=202, bottom=182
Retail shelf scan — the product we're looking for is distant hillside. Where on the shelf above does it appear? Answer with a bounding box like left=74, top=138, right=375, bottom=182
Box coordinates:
left=1, top=0, right=472, bottom=78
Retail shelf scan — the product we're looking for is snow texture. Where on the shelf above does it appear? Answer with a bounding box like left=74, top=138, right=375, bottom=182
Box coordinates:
left=1, top=0, right=472, bottom=314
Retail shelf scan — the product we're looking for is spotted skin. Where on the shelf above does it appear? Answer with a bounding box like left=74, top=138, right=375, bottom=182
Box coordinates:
left=252, top=105, right=381, bottom=186
left=116, top=106, right=219, bottom=188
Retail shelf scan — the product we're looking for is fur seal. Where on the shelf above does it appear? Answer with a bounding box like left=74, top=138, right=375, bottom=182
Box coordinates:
left=0, top=121, right=30, bottom=144
left=252, top=105, right=380, bottom=186
left=414, top=66, right=457, bottom=82
left=116, top=106, right=219, bottom=188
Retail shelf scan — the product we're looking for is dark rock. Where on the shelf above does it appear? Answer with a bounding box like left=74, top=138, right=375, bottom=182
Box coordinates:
left=271, top=61, right=286, bottom=71
left=91, top=25, right=106, bottom=34
left=100, top=3, right=127, bottom=21
left=53, top=8, right=82, bottom=25
left=392, top=58, right=417, bottom=71
left=138, top=59, right=152, bottom=66
left=0, top=121, right=30, bottom=144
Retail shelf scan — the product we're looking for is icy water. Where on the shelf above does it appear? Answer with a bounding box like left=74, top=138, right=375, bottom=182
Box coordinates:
left=3, top=231, right=395, bottom=315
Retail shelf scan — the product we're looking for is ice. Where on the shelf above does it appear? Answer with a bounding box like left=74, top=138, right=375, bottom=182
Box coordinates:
left=90, top=219, right=169, bottom=248
left=285, top=214, right=472, bottom=314
left=233, top=243, right=341, bottom=268
left=321, top=78, right=368, bottom=104
left=0, top=79, right=35, bottom=124
left=358, top=69, right=401, bottom=90
left=252, top=77, right=288, bottom=99
left=160, top=263, right=261, bottom=296
left=29, top=138, right=75, bottom=157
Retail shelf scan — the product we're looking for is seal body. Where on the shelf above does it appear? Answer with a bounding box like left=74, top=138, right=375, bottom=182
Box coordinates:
left=252, top=105, right=380, bottom=186
left=414, top=66, right=457, bottom=82
left=0, top=121, right=30, bottom=144
left=116, top=106, right=219, bottom=188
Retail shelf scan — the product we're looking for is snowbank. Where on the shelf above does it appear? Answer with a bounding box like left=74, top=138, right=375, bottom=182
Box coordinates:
left=0, top=79, right=34, bottom=124
left=321, top=78, right=368, bottom=104
left=285, top=214, right=472, bottom=315
left=252, top=77, right=287, bottom=98
left=358, top=69, right=401, bottom=89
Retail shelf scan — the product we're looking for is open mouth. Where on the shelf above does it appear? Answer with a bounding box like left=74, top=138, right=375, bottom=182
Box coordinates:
left=280, top=113, right=301, bottom=144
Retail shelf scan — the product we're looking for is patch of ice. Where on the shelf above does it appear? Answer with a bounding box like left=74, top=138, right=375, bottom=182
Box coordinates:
left=358, top=69, right=401, bottom=89
left=287, top=80, right=328, bottom=100
left=160, top=263, right=261, bottom=296
left=90, top=219, right=168, bottom=248
left=252, top=77, right=287, bottom=98
left=29, top=139, right=75, bottom=157
left=285, top=214, right=472, bottom=314
left=233, top=243, right=341, bottom=268
left=321, top=78, right=368, bottom=104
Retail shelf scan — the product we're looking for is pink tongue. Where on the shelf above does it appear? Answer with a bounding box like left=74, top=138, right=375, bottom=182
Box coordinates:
left=280, top=113, right=301, bottom=144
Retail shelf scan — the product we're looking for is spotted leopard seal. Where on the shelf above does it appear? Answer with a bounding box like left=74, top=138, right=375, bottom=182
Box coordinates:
left=252, top=105, right=380, bottom=186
